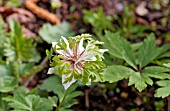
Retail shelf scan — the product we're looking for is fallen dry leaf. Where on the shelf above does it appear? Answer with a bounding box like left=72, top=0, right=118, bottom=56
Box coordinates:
left=22, top=26, right=36, bottom=38
left=0, top=6, right=36, bottom=23
left=136, top=1, right=149, bottom=16
left=0, top=6, right=37, bottom=37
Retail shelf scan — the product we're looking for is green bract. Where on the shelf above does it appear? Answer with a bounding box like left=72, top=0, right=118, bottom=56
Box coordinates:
left=47, top=34, right=107, bottom=89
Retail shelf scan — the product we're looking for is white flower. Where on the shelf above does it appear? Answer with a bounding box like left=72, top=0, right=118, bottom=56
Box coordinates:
left=51, top=35, right=107, bottom=89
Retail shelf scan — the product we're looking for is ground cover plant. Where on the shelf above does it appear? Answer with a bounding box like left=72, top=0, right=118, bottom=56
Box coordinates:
left=1, top=0, right=170, bottom=111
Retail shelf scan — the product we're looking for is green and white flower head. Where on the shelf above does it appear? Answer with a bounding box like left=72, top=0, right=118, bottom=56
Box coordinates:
left=47, top=34, right=107, bottom=89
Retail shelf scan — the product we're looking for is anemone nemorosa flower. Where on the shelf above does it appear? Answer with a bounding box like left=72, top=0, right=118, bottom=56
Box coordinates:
left=47, top=34, right=107, bottom=89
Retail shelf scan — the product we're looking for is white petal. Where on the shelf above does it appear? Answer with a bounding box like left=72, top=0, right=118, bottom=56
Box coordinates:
left=94, top=49, right=108, bottom=58
left=86, top=78, right=91, bottom=85
left=52, top=42, right=60, bottom=49
left=77, top=38, right=85, bottom=55
left=61, top=36, right=72, bottom=54
left=56, top=50, right=70, bottom=57
left=86, top=44, right=95, bottom=51
left=74, top=64, right=82, bottom=74
left=83, top=50, right=96, bottom=61
left=86, top=56, right=97, bottom=61
left=61, top=36, right=69, bottom=47
left=62, top=75, right=76, bottom=90
left=47, top=67, right=55, bottom=74
left=99, top=49, right=108, bottom=53
left=77, top=50, right=96, bottom=62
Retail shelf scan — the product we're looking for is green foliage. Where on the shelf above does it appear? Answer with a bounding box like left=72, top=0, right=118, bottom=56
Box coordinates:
left=40, top=76, right=83, bottom=111
left=59, top=82, right=83, bottom=111
left=154, top=63, right=170, bottom=98
left=0, top=0, right=20, bottom=6
left=0, top=16, right=6, bottom=60
left=104, top=65, right=133, bottom=83
left=103, top=31, right=170, bottom=92
left=0, top=20, right=44, bottom=110
left=40, top=76, right=65, bottom=98
left=128, top=72, right=153, bottom=92
left=39, top=22, right=75, bottom=44
left=138, top=34, right=168, bottom=68
left=0, top=93, right=9, bottom=111
left=155, top=80, right=170, bottom=98
left=83, top=6, right=152, bottom=40
left=83, top=7, right=113, bottom=37
left=154, top=101, right=165, bottom=111
left=0, top=63, right=18, bottom=93
left=4, top=20, right=40, bottom=63
left=50, top=0, right=61, bottom=9
left=2, top=20, right=42, bottom=78
left=115, top=5, right=152, bottom=39
left=103, top=31, right=136, bottom=69
left=3, top=94, right=53, bottom=111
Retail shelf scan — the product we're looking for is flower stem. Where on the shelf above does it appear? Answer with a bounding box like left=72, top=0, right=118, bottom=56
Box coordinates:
left=56, top=88, right=69, bottom=111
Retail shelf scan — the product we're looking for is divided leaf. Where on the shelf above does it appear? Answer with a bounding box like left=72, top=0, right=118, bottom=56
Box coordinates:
left=39, top=22, right=75, bottom=44
left=103, top=65, right=134, bottom=83
left=40, top=76, right=83, bottom=110
left=103, top=31, right=170, bottom=92
left=155, top=80, right=170, bottom=98
left=83, top=7, right=113, bottom=34
left=3, top=94, right=53, bottom=111
left=142, top=66, right=170, bottom=79
left=128, top=72, right=153, bottom=92
left=60, top=82, right=83, bottom=110
left=138, top=33, right=168, bottom=68
left=103, top=31, right=137, bottom=69
left=40, top=76, right=65, bottom=98
left=0, top=93, right=9, bottom=111
left=0, top=63, right=18, bottom=93
left=4, top=20, right=40, bottom=63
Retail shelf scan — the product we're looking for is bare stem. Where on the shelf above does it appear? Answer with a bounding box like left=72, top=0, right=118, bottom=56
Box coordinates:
left=168, top=96, right=170, bottom=111
left=24, top=56, right=48, bottom=87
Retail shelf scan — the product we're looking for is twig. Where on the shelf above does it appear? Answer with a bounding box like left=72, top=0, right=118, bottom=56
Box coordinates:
left=25, top=0, right=60, bottom=24
left=97, top=84, right=108, bottom=100
left=168, top=96, right=170, bottom=111
left=85, top=89, right=89, bottom=108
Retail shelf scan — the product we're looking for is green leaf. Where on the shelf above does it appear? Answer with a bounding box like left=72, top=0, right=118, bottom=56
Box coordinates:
left=4, top=20, right=40, bottom=63
left=128, top=72, right=153, bottom=92
left=138, top=33, right=168, bottom=68
left=103, top=65, right=134, bottom=83
left=49, top=96, right=58, bottom=107
left=39, top=22, right=74, bottom=43
left=0, top=16, right=6, bottom=60
left=41, top=78, right=82, bottom=110
left=59, top=108, right=73, bottom=111
left=155, top=80, right=170, bottom=98
left=6, top=0, right=20, bottom=6
left=40, top=76, right=65, bottom=98
left=60, top=82, right=83, bottom=109
left=103, top=31, right=137, bottom=69
left=3, top=94, right=53, bottom=111
left=142, top=66, right=170, bottom=79
left=0, top=63, right=18, bottom=93
left=16, top=63, right=42, bottom=77
left=13, top=86, right=30, bottom=95
left=83, top=7, right=113, bottom=35
left=0, top=93, right=9, bottom=111
left=163, top=63, right=170, bottom=68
